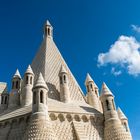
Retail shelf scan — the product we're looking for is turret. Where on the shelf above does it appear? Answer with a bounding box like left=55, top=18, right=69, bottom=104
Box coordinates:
left=59, top=65, right=70, bottom=103
left=118, top=108, right=131, bottom=132
left=0, top=85, right=9, bottom=111
left=44, top=20, right=53, bottom=39
left=32, top=73, right=49, bottom=114
left=100, top=82, right=132, bottom=140
left=21, top=65, right=34, bottom=106
left=85, top=73, right=100, bottom=111
left=100, top=82, right=118, bottom=121
left=8, top=69, right=21, bottom=108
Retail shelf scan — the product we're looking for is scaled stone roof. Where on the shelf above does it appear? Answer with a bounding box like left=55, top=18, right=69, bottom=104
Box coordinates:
left=31, top=29, right=85, bottom=102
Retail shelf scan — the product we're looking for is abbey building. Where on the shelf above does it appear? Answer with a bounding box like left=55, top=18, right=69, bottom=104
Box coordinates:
left=0, top=21, right=132, bottom=140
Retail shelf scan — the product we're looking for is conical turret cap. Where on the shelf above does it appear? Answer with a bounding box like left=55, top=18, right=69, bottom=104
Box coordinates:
left=25, top=65, right=34, bottom=75
left=46, top=20, right=52, bottom=27
left=118, top=107, right=127, bottom=120
left=100, top=82, right=114, bottom=96
left=85, top=73, right=98, bottom=88
left=59, top=65, right=67, bottom=74
left=13, top=69, right=21, bottom=79
left=34, top=73, right=48, bottom=90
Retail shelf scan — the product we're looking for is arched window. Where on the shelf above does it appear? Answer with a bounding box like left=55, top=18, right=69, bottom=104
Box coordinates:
left=40, top=90, right=43, bottom=103
left=64, top=75, right=66, bottom=83
left=16, top=81, right=19, bottom=89
left=124, top=122, right=128, bottom=132
left=48, top=28, right=51, bottom=36
left=33, top=92, right=36, bottom=104
left=30, top=77, right=32, bottom=85
left=60, top=76, right=62, bottom=84
left=12, top=82, right=14, bottom=89
left=26, top=76, right=29, bottom=84
left=5, top=96, right=7, bottom=104
left=106, top=100, right=111, bottom=111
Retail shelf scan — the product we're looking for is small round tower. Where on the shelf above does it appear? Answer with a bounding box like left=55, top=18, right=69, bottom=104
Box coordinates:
left=21, top=65, right=34, bottom=106
left=8, top=69, right=21, bottom=108
left=24, top=72, right=56, bottom=140
left=100, top=82, right=132, bottom=140
left=85, top=73, right=101, bottom=111
left=59, top=65, right=70, bottom=103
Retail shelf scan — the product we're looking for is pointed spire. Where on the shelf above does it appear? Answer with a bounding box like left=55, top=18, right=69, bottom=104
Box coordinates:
left=85, top=73, right=98, bottom=88
left=118, top=107, right=127, bottom=120
left=46, top=20, right=52, bottom=27
left=34, top=73, right=48, bottom=90
left=85, top=73, right=93, bottom=85
left=25, top=65, right=34, bottom=75
left=100, top=82, right=114, bottom=96
left=59, top=65, right=67, bottom=74
left=13, top=69, right=21, bottom=79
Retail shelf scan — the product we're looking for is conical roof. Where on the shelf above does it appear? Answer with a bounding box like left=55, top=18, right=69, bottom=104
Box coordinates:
left=118, top=107, right=127, bottom=120
left=100, top=82, right=113, bottom=96
left=34, top=73, right=48, bottom=90
left=25, top=65, right=34, bottom=75
left=85, top=73, right=93, bottom=84
left=59, top=65, right=67, bottom=74
left=13, top=69, right=21, bottom=79
left=31, top=22, right=85, bottom=101
left=46, top=20, right=52, bottom=27
left=85, top=73, right=98, bottom=89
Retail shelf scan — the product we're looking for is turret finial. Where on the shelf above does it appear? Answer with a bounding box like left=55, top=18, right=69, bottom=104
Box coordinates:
left=13, top=69, right=21, bottom=79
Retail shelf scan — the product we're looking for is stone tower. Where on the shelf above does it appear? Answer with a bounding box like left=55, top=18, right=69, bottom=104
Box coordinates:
left=100, top=82, right=132, bottom=140
left=59, top=65, right=70, bottom=103
left=24, top=73, right=56, bottom=140
left=21, top=65, right=34, bottom=106
left=85, top=73, right=101, bottom=111
left=8, top=69, right=21, bottom=109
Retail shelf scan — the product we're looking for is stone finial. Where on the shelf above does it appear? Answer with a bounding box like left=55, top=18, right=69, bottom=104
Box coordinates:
left=100, top=82, right=114, bottom=96
left=13, top=69, right=21, bottom=79
left=59, top=65, right=67, bottom=74
left=25, top=65, right=34, bottom=75
left=33, top=73, right=48, bottom=90
left=118, top=107, right=127, bottom=120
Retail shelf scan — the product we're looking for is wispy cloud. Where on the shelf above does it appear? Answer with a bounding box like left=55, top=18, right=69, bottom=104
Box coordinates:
left=131, top=24, right=140, bottom=33
left=111, top=67, right=122, bottom=76
left=97, top=35, right=140, bottom=76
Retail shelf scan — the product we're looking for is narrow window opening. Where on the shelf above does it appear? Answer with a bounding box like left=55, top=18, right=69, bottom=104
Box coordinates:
left=90, top=84, right=93, bottom=91
left=106, top=100, right=111, bottom=111
left=33, top=92, right=36, bottom=104
left=48, top=28, right=51, bottom=36
left=40, top=90, right=43, bottom=103
left=30, top=77, right=32, bottom=85
left=26, top=76, right=29, bottom=84
left=5, top=96, right=7, bottom=104
left=87, top=85, right=90, bottom=92
left=64, top=75, right=66, bottom=83
left=16, top=81, right=18, bottom=88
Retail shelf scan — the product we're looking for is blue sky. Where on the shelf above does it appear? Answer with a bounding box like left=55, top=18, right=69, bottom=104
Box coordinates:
left=0, top=0, right=140, bottom=139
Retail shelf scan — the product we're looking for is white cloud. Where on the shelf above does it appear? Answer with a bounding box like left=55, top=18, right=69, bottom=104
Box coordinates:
left=98, top=35, right=140, bottom=76
left=131, top=24, right=140, bottom=33
left=111, top=67, right=122, bottom=76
